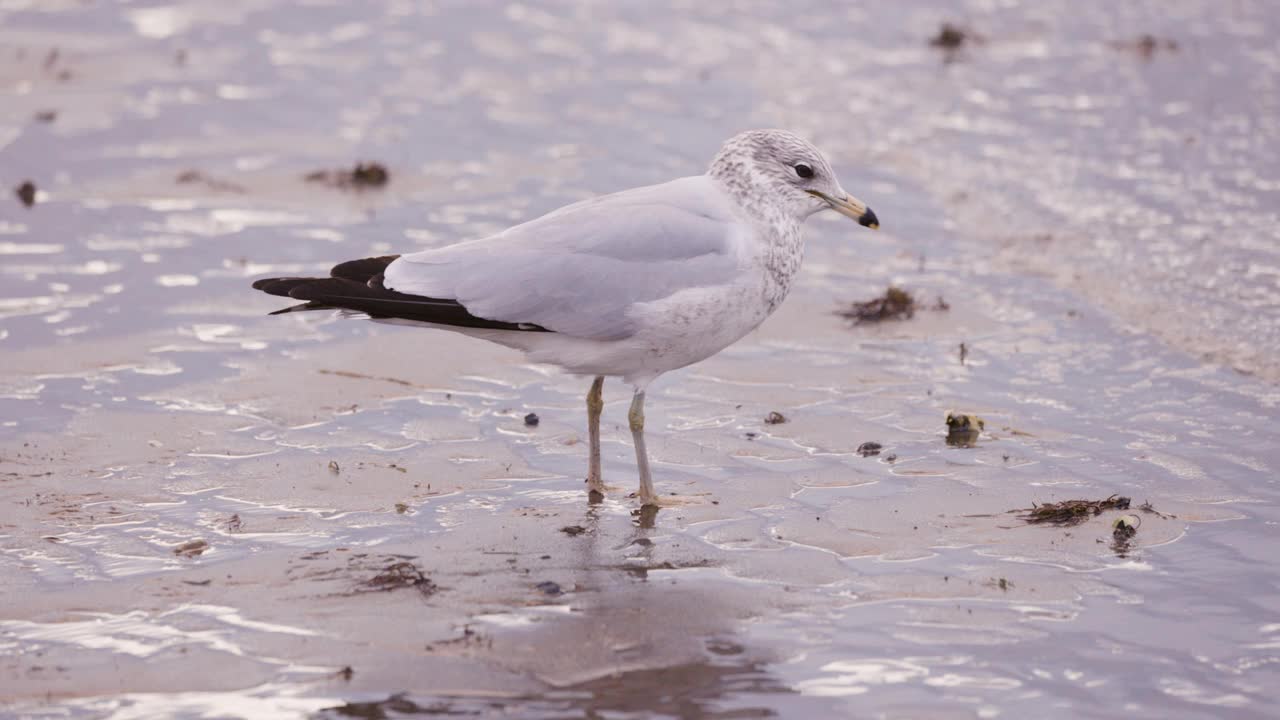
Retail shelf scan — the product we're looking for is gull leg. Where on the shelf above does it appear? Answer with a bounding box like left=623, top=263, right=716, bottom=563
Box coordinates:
left=586, top=375, right=605, bottom=501
left=628, top=390, right=658, bottom=507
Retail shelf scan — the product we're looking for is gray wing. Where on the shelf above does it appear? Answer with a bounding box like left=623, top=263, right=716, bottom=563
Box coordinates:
left=382, top=176, right=744, bottom=340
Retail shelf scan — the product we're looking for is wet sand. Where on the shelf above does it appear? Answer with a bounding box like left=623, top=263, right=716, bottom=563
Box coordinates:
left=3, top=1, right=1279, bottom=718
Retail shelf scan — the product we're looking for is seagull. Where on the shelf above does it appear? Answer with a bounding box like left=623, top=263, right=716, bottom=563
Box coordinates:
left=253, top=129, right=878, bottom=507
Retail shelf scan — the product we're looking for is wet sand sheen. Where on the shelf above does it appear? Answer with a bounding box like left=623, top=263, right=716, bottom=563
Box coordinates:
left=2, top=1, right=1279, bottom=718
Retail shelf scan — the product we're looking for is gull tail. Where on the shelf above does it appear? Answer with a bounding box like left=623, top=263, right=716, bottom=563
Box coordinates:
left=251, top=255, right=548, bottom=332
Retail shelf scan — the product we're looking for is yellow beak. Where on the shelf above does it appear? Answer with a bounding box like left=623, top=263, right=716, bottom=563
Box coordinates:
left=808, top=190, right=879, bottom=229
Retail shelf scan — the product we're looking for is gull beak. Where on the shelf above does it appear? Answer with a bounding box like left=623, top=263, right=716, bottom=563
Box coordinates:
left=809, top=190, right=879, bottom=229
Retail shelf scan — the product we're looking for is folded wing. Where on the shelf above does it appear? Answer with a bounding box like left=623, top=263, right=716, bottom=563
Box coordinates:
left=382, top=175, right=742, bottom=341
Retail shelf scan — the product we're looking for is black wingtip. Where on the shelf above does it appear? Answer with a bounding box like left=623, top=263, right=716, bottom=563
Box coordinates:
left=253, top=277, right=319, bottom=298
left=251, top=262, right=550, bottom=332
left=268, top=302, right=325, bottom=315
left=331, top=255, right=400, bottom=283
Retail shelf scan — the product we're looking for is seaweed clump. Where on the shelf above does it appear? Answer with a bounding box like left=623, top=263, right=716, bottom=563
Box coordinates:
left=945, top=412, right=984, bottom=447
left=1019, top=495, right=1131, bottom=526
left=14, top=181, right=36, bottom=207
left=856, top=441, right=882, bottom=457
left=930, top=23, right=969, bottom=50
left=839, top=287, right=949, bottom=325
left=1138, top=499, right=1175, bottom=519
left=305, top=162, right=390, bottom=190
left=929, top=23, right=983, bottom=63
left=359, top=560, right=437, bottom=597
left=1110, top=515, right=1140, bottom=557
left=839, top=287, right=916, bottom=324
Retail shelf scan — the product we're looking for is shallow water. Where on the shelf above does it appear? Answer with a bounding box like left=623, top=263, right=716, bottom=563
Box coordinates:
left=2, top=1, right=1279, bottom=718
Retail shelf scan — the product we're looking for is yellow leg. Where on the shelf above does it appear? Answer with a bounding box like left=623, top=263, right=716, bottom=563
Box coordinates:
left=586, top=376, right=605, bottom=499
left=628, top=390, right=657, bottom=506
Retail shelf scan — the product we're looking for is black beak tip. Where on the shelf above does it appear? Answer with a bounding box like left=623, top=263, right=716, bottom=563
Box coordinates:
left=859, top=208, right=880, bottom=229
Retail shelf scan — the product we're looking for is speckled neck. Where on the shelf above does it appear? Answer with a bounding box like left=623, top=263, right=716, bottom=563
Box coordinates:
left=707, top=165, right=805, bottom=315
left=707, top=129, right=842, bottom=314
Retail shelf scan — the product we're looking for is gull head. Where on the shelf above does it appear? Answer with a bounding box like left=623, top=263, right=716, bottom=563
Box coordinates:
left=709, top=129, right=878, bottom=229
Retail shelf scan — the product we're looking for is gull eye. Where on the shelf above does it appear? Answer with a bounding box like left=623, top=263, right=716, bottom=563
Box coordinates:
left=794, top=163, right=814, bottom=179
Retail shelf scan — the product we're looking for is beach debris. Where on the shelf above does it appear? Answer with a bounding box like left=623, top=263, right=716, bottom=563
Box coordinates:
left=930, top=23, right=969, bottom=49
left=1002, top=426, right=1036, bottom=437
left=929, top=23, right=983, bottom=62
left=33, top=110, right=57, bottom=123
left=534, top=581, right=562, bottom=596
left=945, top=413, right=984, bottom=430
left=41, top=48, right=71, bottom=80
left=559, top=524, right=587, bottom=536
left=764, top=411, right=787, bottom=425
left=945, top=412, right=984, bottom=447
left=359, top=560, right=436, bottom=597
left=173, top=539, right=209, bottom=558
left=304, top=162, right=389, bottom=190
left=423, top=625, right=493, bottom=654
left=523, top=412, right=540, bottom=427
left=839, top=287, right=950, bottom=325
left=175, top=169, right=245, bottom=194
left=857, top=441, right=883, bottom=457
left=1111, top=34, right=1178, bottom=59
left=326, top=694, right=459, bottom=717
left=621, top=558, right=716, bottom=580
left=1018, top=495, right=1131, bottom=526
left=15, top=181, right=36, bottom=207
left=1138, top=499, right=1175, bottom=519
left=1111, top=514, right=1140, bottom=557
left=1113, top=515, right=1140, bottom=537
left=350, top=163, right=389, bottom=186
left=839, top=286, right=916, bottom=324
left=319, top=368, right=419, bottom=388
